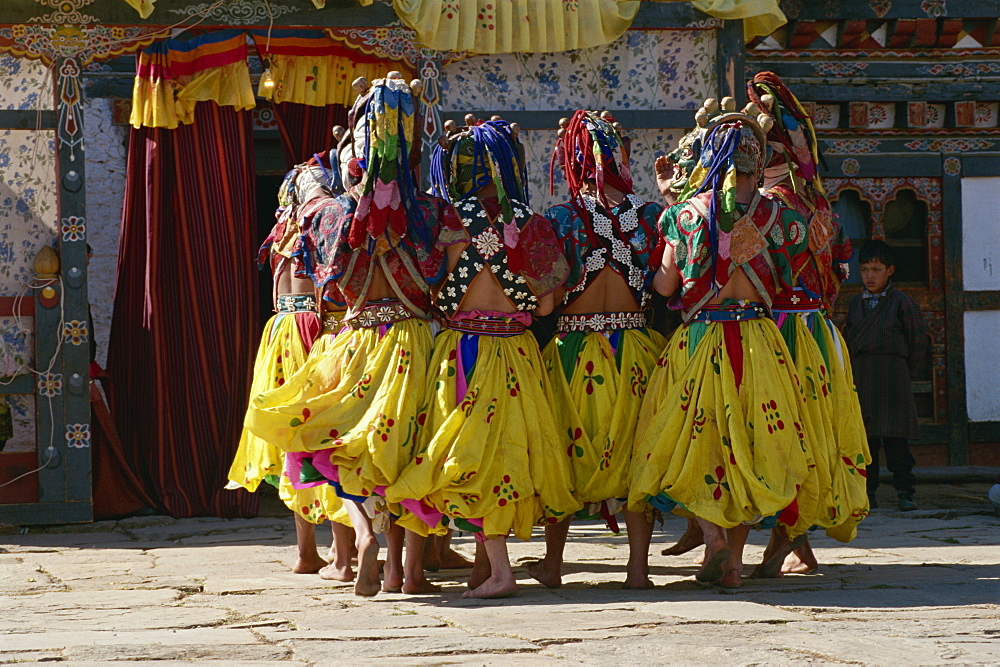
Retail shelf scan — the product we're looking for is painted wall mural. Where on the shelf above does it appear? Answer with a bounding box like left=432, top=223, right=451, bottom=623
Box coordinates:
left=439, top=29, right=716, bottom=112
left=0, top=54, right=53, bottom=111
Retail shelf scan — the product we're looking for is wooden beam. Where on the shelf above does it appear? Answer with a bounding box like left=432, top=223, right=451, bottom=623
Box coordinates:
left=963, top=155, right=1000, bottom=177
left=818, top=155, right=942, bottom=179
left=964, top=291, right=1000, bottom=311
left=775, top=0, right=999, bottom=20
left=969, top=421, right=1000, bottom=443
left=0, top=376, right=34, bottom=395
left=0, top=502, right=93, bottom=525
left=0, top=110, right=57, bottom=130
left=913, top=423, right=950, bottom=445
left=768, top=81, right=1000, bottom=102
left=941, top=153, right=969, bottom=466
left=439, top=110, right=694, bottom=130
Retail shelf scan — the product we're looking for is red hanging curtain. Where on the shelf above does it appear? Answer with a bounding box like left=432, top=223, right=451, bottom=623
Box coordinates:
left=107, top=101, right=258, bottom=518
left=271, top=102, right=348, bottom=169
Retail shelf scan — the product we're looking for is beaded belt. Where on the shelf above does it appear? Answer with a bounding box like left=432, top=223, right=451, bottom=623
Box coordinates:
left=556, top=311, right=646, bottom=333
left=322, top=312, right=344, bottom=333
left=276, top=293, right=317, bottom=313
left=690, top=303, right=766, bottom=323
left=447, top=317, right=527, bottom=337
left=346, top=300, right=414, bottom=329
left=772, top=290, right=822, bottom=312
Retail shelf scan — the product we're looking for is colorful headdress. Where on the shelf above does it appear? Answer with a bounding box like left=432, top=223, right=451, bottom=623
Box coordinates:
left=429, top=114, right=529, bottom=222
left=550, top=110, right=633, bottom=211
left=336, top=72, right=428, bottom=251
left=747, top=71, right=824, bottom=193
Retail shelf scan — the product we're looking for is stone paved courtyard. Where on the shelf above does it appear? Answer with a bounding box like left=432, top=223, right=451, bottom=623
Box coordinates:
left=2, top=482, right=998, bottom=664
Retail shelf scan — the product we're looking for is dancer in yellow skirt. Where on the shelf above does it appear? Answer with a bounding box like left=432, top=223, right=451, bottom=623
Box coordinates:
left=245, top=74, right=456, bottom=597
left=748, top=72, right=870, bottom=576
left=386, top=115, right=581, bottom=599
left=628, top=105, right=814, bottom=589
left=520, top=111, right=666, bottom=590
left=226, top=140, right=352, bottom=576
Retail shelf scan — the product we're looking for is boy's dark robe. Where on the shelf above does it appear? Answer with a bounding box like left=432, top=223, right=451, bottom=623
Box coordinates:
left=843, top=285, right=927, bottom=440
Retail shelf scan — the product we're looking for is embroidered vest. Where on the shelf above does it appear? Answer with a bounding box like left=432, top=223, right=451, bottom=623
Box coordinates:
left=436, top=198, right=540, bottom=315
left=557, top=194, right=660, bottom=310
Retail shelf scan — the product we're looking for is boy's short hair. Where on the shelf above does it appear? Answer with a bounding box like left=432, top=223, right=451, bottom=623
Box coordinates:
left=859, top=239, right=895, bottom=268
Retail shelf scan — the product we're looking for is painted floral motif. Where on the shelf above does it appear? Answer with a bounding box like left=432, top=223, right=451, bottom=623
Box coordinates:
left=61, top=215, right=85, bottom=242
left=37, top=371, right=61, bottom=397
left=823, top=139, right=881, bottom=155
left=704, top=465, right=729, bottom=500
left=439, top=28, right=715, bottom=113
left=944, top=157, right=961, bottom=176
left=65, top=422, right=90, bottom=448
left=920, top=0, right=947, bottom=17
left=581, top=360, right=604, bottom=395
left=492, top=473, right=519, bottom=506
left=870, top=0, right=892, bottom=17
left=903, top=138, right=993, bottom=152
left=760, top=399, right=786, bottom=434
left=566, top=426, right=584, bottom=458
left=841, top=158, right=860, bottom=176
left=62, top=320, right=88, bottom=346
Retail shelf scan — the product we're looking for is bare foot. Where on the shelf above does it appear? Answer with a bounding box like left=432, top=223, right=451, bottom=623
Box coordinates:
left=751, top=533, right=805, bottom=579
left=662, top=523, right=705, bottom=556
left=401, top=575, right=442, bottom=595
left=525, top=559, right=562, bottom=589
left=354, top=537, right=381, bottom=597
left=782, top=541, right=818, bottom=575
left=468, top=558, right=491, bottom=589
left=440, top=548, right=474, bottom=570
left=318, top=562, right=355, bottom=582
left=717, top=566, right=742, bottom=588
left=462, top=574, right=518, bottom=599
left=696, top=548, right=731, bottom=583
left=293, top=552, right=328, bottom=574
left=622, top=576, right=654, bottom=590
left=382, top=560, right=403, bottom=593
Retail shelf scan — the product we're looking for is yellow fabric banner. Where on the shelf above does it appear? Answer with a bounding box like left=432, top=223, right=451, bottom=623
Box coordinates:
left=121, top=0, right=154, bottom=19
left=392, top=0, right=641, bottom=54
left=689, top=0, right=787, bottom=41
left=131, top=60, right=255, bottom=129
left=257, top=55, right=408, bottom=107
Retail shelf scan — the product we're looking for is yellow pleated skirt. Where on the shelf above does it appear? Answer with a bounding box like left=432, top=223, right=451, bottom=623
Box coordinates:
left=245, top=318, right=433, bottom=503
left=228, top=314, right=348, bottom=525
left=542, top=327, right=666, bottom=508
left=803, top=314, right=871, bottom=542
left=628, top=318, right=812, bottom=528
left=387, top=328, right=582, bottom=540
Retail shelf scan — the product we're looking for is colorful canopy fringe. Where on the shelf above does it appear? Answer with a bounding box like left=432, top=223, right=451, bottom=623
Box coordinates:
left=130, top=30, right=254, bottom=129
left=251, top=30, right=411, bottom=107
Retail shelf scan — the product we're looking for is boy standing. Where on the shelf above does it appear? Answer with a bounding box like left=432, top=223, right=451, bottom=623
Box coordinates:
left=845, top=240, right=928, bottom=511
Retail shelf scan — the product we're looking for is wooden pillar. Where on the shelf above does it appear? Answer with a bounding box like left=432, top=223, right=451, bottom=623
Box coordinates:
left=941, top=154, right=969, bottom=466
left=716, top=19, right=746, bottom=105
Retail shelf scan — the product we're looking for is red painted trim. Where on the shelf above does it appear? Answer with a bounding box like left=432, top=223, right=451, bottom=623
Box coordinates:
left=0, top=296, right=34, bottom=317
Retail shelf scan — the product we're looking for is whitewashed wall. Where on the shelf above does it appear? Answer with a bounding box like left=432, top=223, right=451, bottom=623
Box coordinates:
left=961, top=176, right=1000, bottom=422
left=82, top=98, right=128, bottom=367
left=961, top=177, right=1000, bottom=292
left=965, top=311, right=1000, bottom=422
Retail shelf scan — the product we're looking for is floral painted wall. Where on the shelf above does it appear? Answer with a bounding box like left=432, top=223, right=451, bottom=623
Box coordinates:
left=439, top=29, right=717, bottom=112
left=437, top=28, right=707, bottom=212
left=1, top=55, right=57, bottom=457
